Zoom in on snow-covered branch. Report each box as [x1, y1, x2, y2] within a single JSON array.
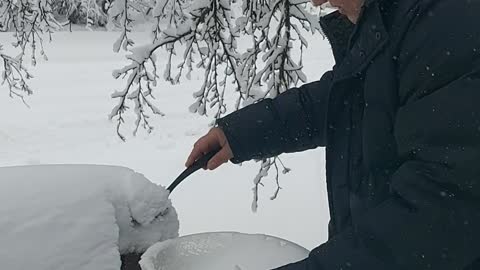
[[1, 52, 34, 104], [111, 0, 244, 136], [109, 0, 135, 52], [251, 157, 291, 212], [112, 0, 321, 132], [239, 0, 321, 100], [111, 0, 321, 206], [0, 0, 64, 100], [6, 0, 62, 65]]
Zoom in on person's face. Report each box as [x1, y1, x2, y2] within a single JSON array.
[[312, 0, 365, 23]]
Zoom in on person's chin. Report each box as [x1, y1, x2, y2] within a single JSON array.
[[347, 14, 358, 24], [335, 7, 345, 16]]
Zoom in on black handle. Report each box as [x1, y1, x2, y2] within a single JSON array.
[[167, 149, 220, 193]]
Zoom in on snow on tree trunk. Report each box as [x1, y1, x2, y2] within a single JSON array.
[[0, 164, 179, 270]]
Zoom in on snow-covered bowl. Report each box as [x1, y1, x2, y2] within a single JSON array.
[[140, 232, 309, 270]]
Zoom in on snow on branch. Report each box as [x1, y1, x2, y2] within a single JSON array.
[[110, 0, 321, 207], [112, 0, 321, 135], [251, 157, 291, 212], [238, 0, 321, 101], [0, 0, 110, 95], [0, 0, 64, 101], [111, 0, 244, 136], [8, 0, 62, 64], [109, 0, 135, 52], [1, 52, 34, 104]]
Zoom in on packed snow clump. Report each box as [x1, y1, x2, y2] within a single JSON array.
[[0, 164, 179, 270]]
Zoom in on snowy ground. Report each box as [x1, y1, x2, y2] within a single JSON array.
[[0, 30, 334, 251]]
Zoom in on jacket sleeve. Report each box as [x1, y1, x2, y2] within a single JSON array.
[[274, 1, 480, 268], [216, 71, 333, 163]]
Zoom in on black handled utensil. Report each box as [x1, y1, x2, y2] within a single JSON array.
[[166, 149, 220, 193], [131, 149, 220, 225], [122, 149, 221, 270]]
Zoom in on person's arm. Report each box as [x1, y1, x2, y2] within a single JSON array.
[[216, 71, 333, 164]]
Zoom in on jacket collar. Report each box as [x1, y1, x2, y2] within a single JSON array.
[[319, 1, 389, 80], [319, 12, 354, 63], [364, 0, 380, 6]]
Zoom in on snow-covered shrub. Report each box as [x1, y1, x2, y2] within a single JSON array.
[[0, 164, 179, 270]]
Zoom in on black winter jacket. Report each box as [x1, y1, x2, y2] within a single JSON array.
[[217, 0, 480, 269]]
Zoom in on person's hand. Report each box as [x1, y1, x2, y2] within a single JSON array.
[[185, 127, 234, 170]]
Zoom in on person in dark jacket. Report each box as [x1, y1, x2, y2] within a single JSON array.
[[186, 0, 480, 269]]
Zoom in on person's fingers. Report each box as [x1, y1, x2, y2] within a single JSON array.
[[185, 128, 223, 167], [207, 143, 233, 170], [186, 127, 232, 169], [185, 135, 211, 167]]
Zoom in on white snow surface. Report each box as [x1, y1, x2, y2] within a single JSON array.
[[140, 232, 309, 270], [0, 164, 179, 270], [0, 30, 333, 252]]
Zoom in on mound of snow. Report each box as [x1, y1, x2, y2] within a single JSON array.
[[0, 164, 179, 270], [140, 232, 309, 270]]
